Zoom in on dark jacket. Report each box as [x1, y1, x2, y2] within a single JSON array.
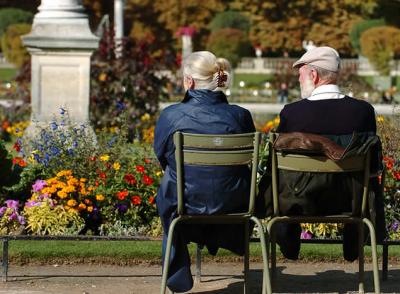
[[154, 89, 255, 292], [257, 96, 386, 241]]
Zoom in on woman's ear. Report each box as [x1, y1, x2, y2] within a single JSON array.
[[184, 76, 195, 90]]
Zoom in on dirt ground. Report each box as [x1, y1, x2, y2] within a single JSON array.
[[0, 261, 399, 294]]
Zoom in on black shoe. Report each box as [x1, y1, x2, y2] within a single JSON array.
[[275, 223, 301, 260], [343, 223, 359, 262]]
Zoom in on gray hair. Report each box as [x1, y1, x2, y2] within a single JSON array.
[[307, 64, 339, 83], [183, 51, 231, 90]]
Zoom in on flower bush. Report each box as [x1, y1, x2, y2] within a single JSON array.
[[377, 113, 400, 240], [1, 107, 162, 237]]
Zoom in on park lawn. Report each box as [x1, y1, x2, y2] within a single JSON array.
[[232, 73, 273, 89], [0, 68, 17, 82], [6, 240, 400, 265]]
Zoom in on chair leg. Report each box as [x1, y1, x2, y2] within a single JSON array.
[[266, 220, 277, 286], [243, 221, 250, 294], [251, 216, 272, 294], [195, 244, 202, 284], [160, 218, 180, 294], [363, 218, 381, 294], [358, 222, 365, 294]]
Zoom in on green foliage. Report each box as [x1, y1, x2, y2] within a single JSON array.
[[0, 8, 33, 39], [0, 23, 31, 68], [206, 28, 252, 67], [209, 10, 250, 33], [23, 198, 85, 235], [349, 18, 385, 54], [360, 26, 400, 75]]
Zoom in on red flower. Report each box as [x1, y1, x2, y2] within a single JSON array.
[[12, 157, 27, 167], [131, 195, 141, 205], [13, 142, 21, 152], [383, 156, 394, 170], [116, 190, 129, 200], [99, 172, 107, 179], [393, 171, 400, 181], [142, 175, 154, 186], [148, 196, 155, 205], [124, 174, 136, 185], [136, 165, 145, 173], [144, 158, 151, 164]]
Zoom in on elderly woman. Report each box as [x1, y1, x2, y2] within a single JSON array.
[[154, 51, 255, 292]]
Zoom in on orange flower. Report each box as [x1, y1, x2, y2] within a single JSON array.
[[131, 195, 141, 205], [116, 190, 129, 200], [12, 157, 27, 167]]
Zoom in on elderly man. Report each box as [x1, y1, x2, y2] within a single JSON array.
[[271, 46, 385, 261]]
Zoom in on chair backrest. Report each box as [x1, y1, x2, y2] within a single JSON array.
[[269, 133, 371, 217], [174, 131, 260, 215]]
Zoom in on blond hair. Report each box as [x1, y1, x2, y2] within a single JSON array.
[[183, 51, 230, 90]]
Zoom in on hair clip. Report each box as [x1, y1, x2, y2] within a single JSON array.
[[217, 70, 227, 87]]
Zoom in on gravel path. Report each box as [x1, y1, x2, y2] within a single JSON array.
[[0, 261, 399, 293]]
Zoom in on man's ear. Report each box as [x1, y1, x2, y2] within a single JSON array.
[[310, 69, 319, 84]]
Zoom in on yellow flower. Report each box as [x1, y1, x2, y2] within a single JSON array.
[[87, 206, 94, 213], [57, 190, 68, 199], [78, 203, 87, 210], [96, 194, 105, 201], [98, 72, 107, 82], [141, 113, 151, 122], [377, 116, 384, 123], [113, 162, 121, 170], [67, 199, 77, 207], [100, 154, 110, 161], [156, 171, 163, 177], [80, 178, 87, 183]]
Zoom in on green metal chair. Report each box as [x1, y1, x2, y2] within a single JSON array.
[[267, 133, 380, 294], [160, 131, 272, 294]]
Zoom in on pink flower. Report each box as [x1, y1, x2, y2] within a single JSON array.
[[300, 230, 313, 240], [32, 179, 47, 192]]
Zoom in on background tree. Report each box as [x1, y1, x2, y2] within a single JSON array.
[[154, 0, 228, 51], [230, 0, 378, 56], [360, 26, 400, 75]]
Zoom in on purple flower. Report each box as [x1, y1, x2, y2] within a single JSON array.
[[300, 230, 313, 240], [9, 212, 17, 221], [116, 204, 128, 213], [0, 206, 6, 216], [17, 215, 26, 225], [390, 220, 400, 232], [25, 200, 40, 208], [5, 199, 19, 209], [32, 179, 47, 192]]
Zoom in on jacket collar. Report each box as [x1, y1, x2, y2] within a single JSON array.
[[182, 89, 228, 104]]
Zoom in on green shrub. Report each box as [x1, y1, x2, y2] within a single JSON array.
[[360, 26, 400, 75], [1, 23, 31, 68], [209, 10, 250, 33], [0, 8, 33, 39], [206, 28, 252, 67], [349, 19, 385, 54]]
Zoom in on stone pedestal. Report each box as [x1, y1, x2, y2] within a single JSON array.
[[22, 0, 99, 130]]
